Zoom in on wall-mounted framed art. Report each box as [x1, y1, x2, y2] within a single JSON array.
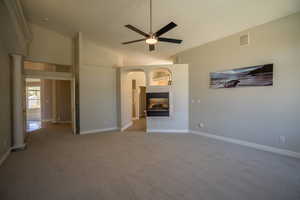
[[210, 64, 273, 89]]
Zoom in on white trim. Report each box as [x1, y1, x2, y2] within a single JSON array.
[[11, 54, 26, 149], [11, 144, 26, 151], [147, 129, 189, 133], [0, 148, 11, 166], [121, 121, 133, 132], [190, 130, 300, 159], [52, 121, 72, 124], [83, 64, 116, 69], [80, 127, 118, 135], [42, 119, 54, 122]]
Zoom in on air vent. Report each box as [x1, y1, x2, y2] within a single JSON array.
[[240, 34, 249, 46]]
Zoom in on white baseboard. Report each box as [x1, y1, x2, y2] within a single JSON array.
[[52, 121, 72, 124], [121, 122, 133, 132], [147, 129, 189, 133], [42, 119, 53, 122], [11, 144, 26, 151], [190, 130, 300, 159], [0, 148, 11, 166], [80, 127, 118, 135]]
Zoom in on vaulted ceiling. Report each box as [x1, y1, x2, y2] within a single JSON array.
[[21, 0, 300, 65]]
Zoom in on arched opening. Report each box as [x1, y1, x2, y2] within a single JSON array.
[[149, 68, 172, 86]]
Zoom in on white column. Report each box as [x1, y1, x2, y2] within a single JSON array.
[[11, 54, 26, 150]]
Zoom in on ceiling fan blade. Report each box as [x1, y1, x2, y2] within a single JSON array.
[[149, 44, 155, 51], [122, 39, 146, 45], [125, 25, 149, 37], [154, 22, 177, 37], [158, 37, 182, 44]]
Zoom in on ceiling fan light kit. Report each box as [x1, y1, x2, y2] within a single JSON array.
[[146, 36, 158, 45], [122, 0, 182, 51]]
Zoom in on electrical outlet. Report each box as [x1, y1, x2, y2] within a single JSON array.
[[279, 136, 286, 145], [198, 123, 204, 128]]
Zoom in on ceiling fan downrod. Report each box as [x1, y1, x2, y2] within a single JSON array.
[[122, 0, 183, 51]]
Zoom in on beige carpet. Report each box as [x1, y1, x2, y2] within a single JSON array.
[[1, 124, 300, 200], [125, 118, 146, 132]]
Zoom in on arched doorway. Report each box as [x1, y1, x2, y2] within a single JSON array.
[[121, 70, 147, 132]]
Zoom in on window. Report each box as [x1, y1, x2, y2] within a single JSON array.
[[27, 86, 41, 109]]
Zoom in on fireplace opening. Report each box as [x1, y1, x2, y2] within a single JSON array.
[[146, 93, 169, 117]]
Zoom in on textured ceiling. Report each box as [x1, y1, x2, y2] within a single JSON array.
[[21, 0, 300, 65]]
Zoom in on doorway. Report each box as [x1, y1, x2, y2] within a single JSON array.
[[124, 71, 147, 132], [25, 78, 73, 134], [25, 79, 41, 132]]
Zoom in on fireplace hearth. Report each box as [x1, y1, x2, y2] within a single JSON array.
[[146, 92, 169, 117]]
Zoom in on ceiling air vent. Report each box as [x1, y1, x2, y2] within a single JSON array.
[[240, 34, 249, 46]]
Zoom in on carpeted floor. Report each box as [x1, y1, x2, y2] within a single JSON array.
[[125, 118, 146, 132], [1, 124, 300, 200]]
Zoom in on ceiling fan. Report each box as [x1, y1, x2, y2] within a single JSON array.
[[122, 0, 182, 51]]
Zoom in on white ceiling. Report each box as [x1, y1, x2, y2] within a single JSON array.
[[21, 0, 300, 65]]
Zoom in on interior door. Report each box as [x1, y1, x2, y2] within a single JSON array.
[[23, 77, 27, 134], [71, 79, 76, 134]]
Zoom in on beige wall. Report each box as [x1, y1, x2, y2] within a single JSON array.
[[175, 12, 300, 152], [80, 39, 121, 133], [28, 23, 73, 65], [82, 39, 123, 67], [0, 39, 11, 159], [80, 66, 117, 132]]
